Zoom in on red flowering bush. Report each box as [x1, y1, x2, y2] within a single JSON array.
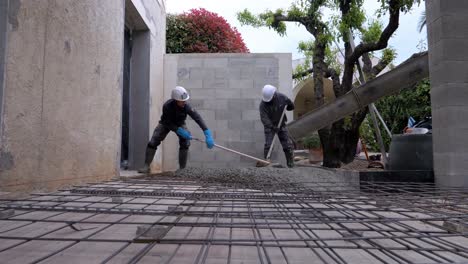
[[167, 8, 249, 53]]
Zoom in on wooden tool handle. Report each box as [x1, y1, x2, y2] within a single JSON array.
[[193, 138, 270, 165]]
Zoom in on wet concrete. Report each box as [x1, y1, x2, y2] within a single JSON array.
[[170, 166, 359, 191]]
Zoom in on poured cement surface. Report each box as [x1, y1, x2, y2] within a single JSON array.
[[172, 166, 358, 191]]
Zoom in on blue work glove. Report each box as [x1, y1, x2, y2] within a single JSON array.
[[176, 127, 192, 140], [204, 129, 215, 149]]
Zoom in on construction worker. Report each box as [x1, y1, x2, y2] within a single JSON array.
[[138, 86, 215, 173], [260, 84, 295, 168]]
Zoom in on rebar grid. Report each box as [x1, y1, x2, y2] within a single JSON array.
[[0, 178, 467, 264]]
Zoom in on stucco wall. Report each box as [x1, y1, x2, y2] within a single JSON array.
[[292, 78, 335, 120], [0, 0, 166, 192], [163, 53, 292, 170]]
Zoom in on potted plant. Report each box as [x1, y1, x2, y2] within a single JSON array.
[[302, 134, 322, 164]]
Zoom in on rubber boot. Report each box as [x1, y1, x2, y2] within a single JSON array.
[[179, 149, 188, 169], [138, 147, 156, 173], [285, 150, 294, 168]]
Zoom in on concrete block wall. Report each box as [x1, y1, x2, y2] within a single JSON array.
[[163, 54, 292, 170], [426, 0, 468, 187]]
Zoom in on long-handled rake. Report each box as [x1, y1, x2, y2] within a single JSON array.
[[256, 105, 288, 167], [192, 138, 270, 165]]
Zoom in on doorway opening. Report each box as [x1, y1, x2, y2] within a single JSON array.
[[120, 28, 132, 169], [121, 1, 150, 171]]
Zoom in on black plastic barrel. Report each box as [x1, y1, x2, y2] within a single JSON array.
[[388, 134, 433, 170]]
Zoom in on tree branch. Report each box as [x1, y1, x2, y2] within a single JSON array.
[[324, 68, 341, 94], [352, 108, 369, 129], [293, 68, 313, 79], [273, 14, 307, 25], [362, 53, 373, 75], [342, 0, 400, 92], [371, 59, 390, 77], [348, 0, 400, 64], [273, 14, 320, 36]]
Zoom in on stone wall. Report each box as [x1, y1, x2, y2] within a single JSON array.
[[163, 53, 292, 170]]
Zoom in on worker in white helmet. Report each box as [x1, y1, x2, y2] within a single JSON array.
[[138, 86, 215, 173], [260, 84, 295, 167]]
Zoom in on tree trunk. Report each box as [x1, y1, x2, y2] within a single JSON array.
[[340, 126, 360, 164], [319, 107, 368, 167], [313, 42, 326, 107], [319, 119, 345, 168], [342, 108, 368, 163]]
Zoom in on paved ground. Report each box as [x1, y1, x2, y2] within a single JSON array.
[[0, 167, 467, 263]]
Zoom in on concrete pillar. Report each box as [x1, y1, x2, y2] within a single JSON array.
[[426, 1, 468, 187]]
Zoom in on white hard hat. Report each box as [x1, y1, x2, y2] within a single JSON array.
[[171, 86, 190, 101], [262, 84, 277, 102]]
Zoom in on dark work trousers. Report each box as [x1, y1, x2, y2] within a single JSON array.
[[263, 126, 293, 158], [145, 124, 190, 168], [148, 124, 190, 150]]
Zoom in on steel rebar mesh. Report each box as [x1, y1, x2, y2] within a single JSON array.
[[0, 175, 467, 263]]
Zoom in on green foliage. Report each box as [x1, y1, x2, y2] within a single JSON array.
[[377, 0, 422, 17], [381, 48, 397, 64], [293, 39, 340, 81], [360, 78, 431, 151], [302, 134, 321, 149], [417, 39, 427, 52], [287, 3, 306, 20], [166, 14, 190, 53], [343, 116, 353, 130], [418, 10, 426, 32], [327, 0, 365, 41], [270, 10, 288, 36], [238, 9, 287, 36], [360, 20, 383, 44], [398, 0, 422, 12], [343, 2, 366, 30], [237, 9, 265, 27], [359, 117, 380, 151], [167, 9, 248, 53], [325, 46, 342, 75], [293, 40, 314, 81]]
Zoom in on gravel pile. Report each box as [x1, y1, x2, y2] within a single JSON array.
[[168, 166, 352, 192], [173, 167, 294, 190]]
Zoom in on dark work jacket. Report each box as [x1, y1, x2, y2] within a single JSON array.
[[259, 92, 294, 130], [159, 99, 208, 131]]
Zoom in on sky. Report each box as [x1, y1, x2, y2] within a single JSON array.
[[166, 0, 427, 65]]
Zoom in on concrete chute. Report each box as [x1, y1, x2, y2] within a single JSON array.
[[287, 52, 429, 140]]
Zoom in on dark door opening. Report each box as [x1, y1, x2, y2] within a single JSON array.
[[120, 26, 150, 171], [121, 28, 132, 169]]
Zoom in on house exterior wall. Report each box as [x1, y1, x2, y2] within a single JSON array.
[[0, 0, 166, 192], [163, 53, 292, 170]]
